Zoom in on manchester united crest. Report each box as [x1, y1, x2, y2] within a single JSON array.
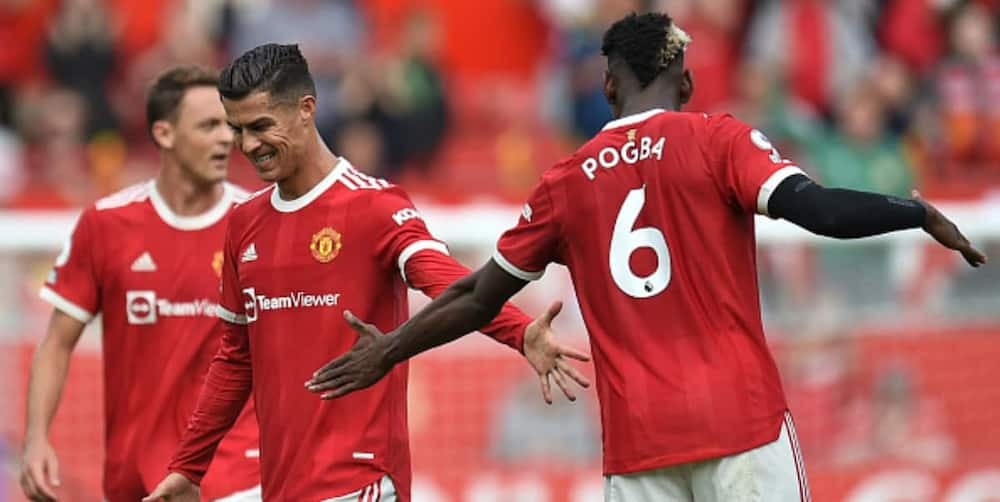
[[211, 251, 224, 278], [310, 227, 342, 263]]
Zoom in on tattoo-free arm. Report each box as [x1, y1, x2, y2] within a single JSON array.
[[384, 260, 527, 365]]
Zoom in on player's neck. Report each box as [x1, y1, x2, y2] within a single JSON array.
[[154, 165, 225, 217], [275, 134, 339, 200], [619, 97, 679, 118]]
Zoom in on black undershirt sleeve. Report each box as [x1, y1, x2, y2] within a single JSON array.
[[767, 174, 927, 239]]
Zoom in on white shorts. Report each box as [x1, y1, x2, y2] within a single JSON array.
[[212, 485, 262, 502], [604, 413, 810, 502], [322, 475, 397, 502]]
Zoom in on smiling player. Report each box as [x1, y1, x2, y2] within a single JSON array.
[[307, 12, 985, 502]]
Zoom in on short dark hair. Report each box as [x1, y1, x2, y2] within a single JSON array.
[[601, 12, 688, 89], [146, 65, 219, 139], [218, 43, 316, 104]]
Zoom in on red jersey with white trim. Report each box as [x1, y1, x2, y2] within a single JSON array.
[[170, 159, 529, 501], [495, 110, 803, 474], [39, 181, 260, 501]]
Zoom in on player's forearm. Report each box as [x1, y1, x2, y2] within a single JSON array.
[[384, 270, 504, 365], [25, 312, 85, 442], [406, 252, 529, 352], [24, 338, 74, 442], [768, 174, 926, 238]]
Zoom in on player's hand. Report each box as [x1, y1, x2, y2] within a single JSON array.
[[914, 190, 987, 267], [305, 310, 393, 399], [522, 301, 591, 404], [142, 472, 200, 501], [20, 438, 60, 501]]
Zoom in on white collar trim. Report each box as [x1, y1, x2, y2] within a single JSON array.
[[602, 108, 667, 131], [149, 181, 233, 230], [270, 158, 348, 213]]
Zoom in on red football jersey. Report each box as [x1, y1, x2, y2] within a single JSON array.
[[495, 110, 803, 474], [39, 181, 260, 500], [170, 159, 529, 501]]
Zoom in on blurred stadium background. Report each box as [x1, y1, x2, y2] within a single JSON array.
[[1, 0, 1000, 500]]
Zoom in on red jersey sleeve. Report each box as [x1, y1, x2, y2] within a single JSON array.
[[39, 207, 101, 323], [169, 221, 253, 483], [493, 179, 562, 281], [708, 114, 804, 216], [216, 221, 248, 325], [404, 251, 530, 353], [370, 187, 530, 352], [168, 321, 253, 484], [369, 185, 449, 282]]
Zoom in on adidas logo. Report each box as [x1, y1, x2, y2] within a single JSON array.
[[130, 252, 157, 272], [241, 243, 258, 263]]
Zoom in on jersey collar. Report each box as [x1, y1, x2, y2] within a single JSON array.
[[601, 108, 667, 131], [149, 181, 234, 231], [269, 157, 349, 213]]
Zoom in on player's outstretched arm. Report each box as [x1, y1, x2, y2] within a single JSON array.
[[307, 260, 588, 400], [396, 250, 590, 402], [21, 310, 85, 502], [768, 174, 986, 267]]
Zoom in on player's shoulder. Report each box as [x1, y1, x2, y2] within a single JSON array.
[[228, 183, 274, 223], [645, 110, 747, 139], [225, 182, 258, 206], [81, 181, 155, 229], [334, 160, 393, 193], [700, 112, 752, 137], [93, 180, 153, 213], [332, 160, 412, 209]]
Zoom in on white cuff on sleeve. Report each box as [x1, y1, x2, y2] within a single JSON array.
[[39, 287, 94, 324], [757, 165, 805, 216], [492, 250, 544, 281], [217, 305, 248, 325], [398, 240, 450, 286]]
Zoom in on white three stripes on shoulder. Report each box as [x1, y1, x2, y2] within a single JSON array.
[[339, 164, 390, 191], [95, 182, 150, 210]]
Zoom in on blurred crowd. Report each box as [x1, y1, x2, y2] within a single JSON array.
[[0, 0, 998, 208]]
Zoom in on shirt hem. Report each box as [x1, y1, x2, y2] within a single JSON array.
[[601, 409, 787, 476]]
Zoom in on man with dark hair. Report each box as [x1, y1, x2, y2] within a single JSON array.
[[21, 66, 262, 502], [306, 12, 987, 501], [144, 44, 586, 502]]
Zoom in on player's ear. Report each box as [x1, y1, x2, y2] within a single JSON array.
[[298, 95, 316, 123], [679, 69, 694, 106], [603, 70, 618, 111], [151, 120, 174, 150]]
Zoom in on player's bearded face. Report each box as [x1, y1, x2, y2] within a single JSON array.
[[223, 91, 304, 183], [171, 86, 233, 185]]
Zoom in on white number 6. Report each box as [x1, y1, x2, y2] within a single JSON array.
[[609, 185, 671, 298]]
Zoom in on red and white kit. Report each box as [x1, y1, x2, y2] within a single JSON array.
[[40, 181, 261, 501], [169, 159, 530, 501], [495, 110, 810, 501]]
